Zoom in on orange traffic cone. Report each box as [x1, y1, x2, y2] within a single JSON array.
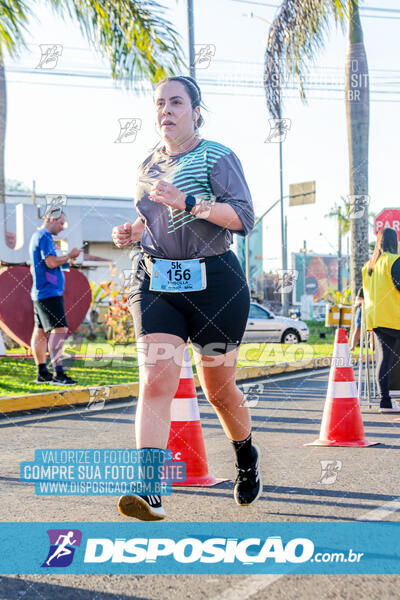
[[167, 344, 228, 486], [305, 328, 378, 447]]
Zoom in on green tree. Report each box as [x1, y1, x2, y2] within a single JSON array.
[[326, 195, 375, 237], [326, 196, 352, 237], [1, 0, 182, 244], [264, 0, 369, 303]]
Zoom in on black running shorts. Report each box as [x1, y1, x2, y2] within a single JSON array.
[[127, 250, 250, 356], [33, 296, 68, 333]]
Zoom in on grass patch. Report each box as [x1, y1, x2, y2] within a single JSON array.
[[0, 357, 139, 398], [2, 334, 358, 398]]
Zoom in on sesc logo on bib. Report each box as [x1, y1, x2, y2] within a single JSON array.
[[150, 258, 207, 293]]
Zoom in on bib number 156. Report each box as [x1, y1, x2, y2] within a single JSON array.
[[166, 262, 191, 282]]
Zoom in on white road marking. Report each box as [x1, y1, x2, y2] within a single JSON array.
[[357, 497, 400, 521], [211, 574, 283, 599], [211, 496, 400, 599]]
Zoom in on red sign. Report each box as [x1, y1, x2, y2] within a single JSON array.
[[375, 208, 400, 241]]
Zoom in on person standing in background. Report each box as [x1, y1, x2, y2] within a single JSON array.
[[362, 228, 400, 413], [29, 208, 81, 385], [350, 288, 364, 351]]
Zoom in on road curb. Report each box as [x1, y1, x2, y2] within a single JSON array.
[[0, 356, 340, 415]]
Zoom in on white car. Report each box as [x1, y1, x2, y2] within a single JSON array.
[[242, 302, 309, 344]]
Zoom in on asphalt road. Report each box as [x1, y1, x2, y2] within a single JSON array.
[[0, 368, 399, 599]]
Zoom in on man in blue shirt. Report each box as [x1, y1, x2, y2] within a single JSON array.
[[29, 208, 81, 385]]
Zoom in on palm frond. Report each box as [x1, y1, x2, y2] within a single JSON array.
[[46, 0, 183, 87], [0, 0, 32, 57], [264, 0, 350, 118]]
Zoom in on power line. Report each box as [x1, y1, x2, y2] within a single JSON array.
[[232, 0, 400, 19], [7, 78, 400, 102]]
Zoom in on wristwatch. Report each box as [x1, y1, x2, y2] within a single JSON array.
[[184, 194, 196, 214]]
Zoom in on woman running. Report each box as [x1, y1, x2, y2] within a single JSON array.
[[112, 75, 261, 521]]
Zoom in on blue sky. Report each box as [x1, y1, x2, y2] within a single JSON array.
[[4, 0, 400, 269]]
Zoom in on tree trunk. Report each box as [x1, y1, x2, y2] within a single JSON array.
[[345, 0, 370, 307], [0, 42, 9, 252], [0, 42, 6, 206]]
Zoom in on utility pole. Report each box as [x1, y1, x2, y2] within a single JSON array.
[[302, 240, 307, 294], [245, 234, 250, 288], [246, 197, 281, 287], [279, 126, 289, 316], [187, 0, 196, 79]]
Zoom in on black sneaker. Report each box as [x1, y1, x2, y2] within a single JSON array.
[[34, 371, 53, 384], [51, 372, 78, 386], [234, 443, 262, 506], [118, 494, 166, 521]]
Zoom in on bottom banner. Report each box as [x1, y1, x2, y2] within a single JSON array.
[[0, 522, 399, 574]]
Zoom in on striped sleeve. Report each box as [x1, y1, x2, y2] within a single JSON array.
[[209, 151, 255, 236]]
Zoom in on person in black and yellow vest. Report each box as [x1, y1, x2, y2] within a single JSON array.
[[362, 227, 400, 413]]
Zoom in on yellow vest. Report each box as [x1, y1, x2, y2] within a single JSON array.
[[362, 252, 400, 330]]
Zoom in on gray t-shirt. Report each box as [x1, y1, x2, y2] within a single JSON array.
[[135, 139, 254, 259]]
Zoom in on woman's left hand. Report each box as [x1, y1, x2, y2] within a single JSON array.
[[149, 180, 186, 210]]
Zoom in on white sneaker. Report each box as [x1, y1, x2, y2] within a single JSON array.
[[380, 402, 400, 413]]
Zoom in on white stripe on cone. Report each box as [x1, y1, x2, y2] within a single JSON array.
[[326, 380, 358, 399], [170, 395, 200, 422], [170, 344, 200, 422], [330, 342, 352, 368]]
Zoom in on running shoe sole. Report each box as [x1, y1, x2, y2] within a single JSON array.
[[118, 495, 166, 521], [380, 407, 400, 413], [50, 380, 78, 386], [235, 443, 262, 506]]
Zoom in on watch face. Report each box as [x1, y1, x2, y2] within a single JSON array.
[[185, 195, 196, 212]]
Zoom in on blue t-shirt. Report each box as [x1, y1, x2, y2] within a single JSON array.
[[29, 228, 65, 301]]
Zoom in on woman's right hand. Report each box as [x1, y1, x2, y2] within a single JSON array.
[[112, 222, 133, 248]]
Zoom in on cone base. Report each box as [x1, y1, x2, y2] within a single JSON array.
[[172, 476, 228, 487], [304, 438, 379, 447]]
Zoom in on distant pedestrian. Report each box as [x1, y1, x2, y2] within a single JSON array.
[[362, 228, 400, 412], [29, 208, 81, 385], [350, 288, 363, 351]]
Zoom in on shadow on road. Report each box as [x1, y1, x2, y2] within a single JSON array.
[[0, 576, 148, 600]]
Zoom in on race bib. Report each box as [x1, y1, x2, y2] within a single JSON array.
[[149, 258, 206, 292]]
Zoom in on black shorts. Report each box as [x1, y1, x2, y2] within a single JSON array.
[[33, 296, 68, 333], [127, 250, 250, 356]]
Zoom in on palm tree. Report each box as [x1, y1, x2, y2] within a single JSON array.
[[326, 195, 375, 237], [264, 0, 369, 305], [1, 0, 182, 244], [326, 196, 352, 238]]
